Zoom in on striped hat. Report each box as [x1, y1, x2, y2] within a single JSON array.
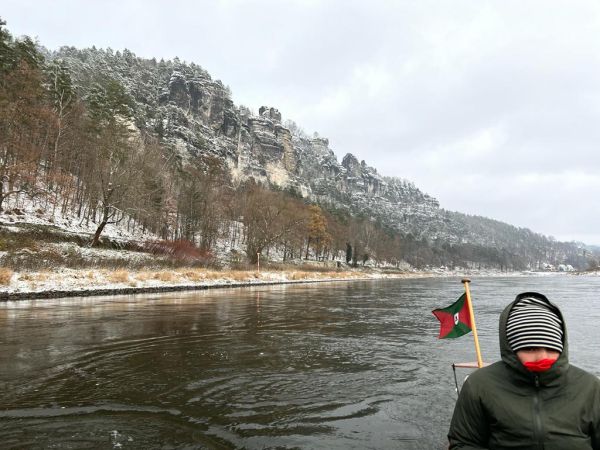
[[506, 296, 563, 353]]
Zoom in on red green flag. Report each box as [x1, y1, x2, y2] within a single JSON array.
[[432, 293, 472, 339]]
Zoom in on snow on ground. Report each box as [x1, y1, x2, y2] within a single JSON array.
[[0, 266, 573, 298], [0, 193, 158, 243], [51, 242, 156, 264], [0, 267, 405, 296]]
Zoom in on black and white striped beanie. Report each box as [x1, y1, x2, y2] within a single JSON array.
[[506, 296, 563, 353]]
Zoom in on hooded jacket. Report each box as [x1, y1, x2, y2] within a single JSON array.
[[448, 292, 600, 450]]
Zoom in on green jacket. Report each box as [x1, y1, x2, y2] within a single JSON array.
[[448, 292, 600, 449]]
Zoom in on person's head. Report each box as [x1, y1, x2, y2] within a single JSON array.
[[506, 295, 563, 368]]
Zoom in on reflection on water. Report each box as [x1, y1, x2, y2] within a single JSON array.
[[1, 276, 599, 449]]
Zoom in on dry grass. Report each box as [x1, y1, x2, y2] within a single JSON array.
[[289, 271, 310, 280], [202, 270, 226, 280], [0, 267, 14, 285], [16, 271, 51, 283], [331, 271, 358, 279], [17, 272, 35, 282], [153, 271, 177, 282], [108, 269, 130, 283], [176, 269, 261, 283], [2, 265, 368, 293], [36, 272, 51, 281], [228, 271, 253, 281], [286, 270, 360, 281], [178, 269, 206, 281], [135, 271, 154, 281]]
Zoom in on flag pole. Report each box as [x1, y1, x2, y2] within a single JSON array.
[[462, 278, 483, 368]]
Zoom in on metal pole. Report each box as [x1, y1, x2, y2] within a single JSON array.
[[452, 363, 461, 397]]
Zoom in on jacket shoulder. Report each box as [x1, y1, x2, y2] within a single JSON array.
[[466, 361, 507, 381], [567, 364, 600, 386], [459, 361, 509, 392]]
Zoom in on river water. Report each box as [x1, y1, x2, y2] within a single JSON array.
[[1, 275, 599, 449]]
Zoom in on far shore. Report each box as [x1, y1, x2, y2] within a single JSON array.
[[0, 266, 592, 302]]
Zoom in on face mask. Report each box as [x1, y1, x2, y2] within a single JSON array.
[[523, 358, 557, 372]]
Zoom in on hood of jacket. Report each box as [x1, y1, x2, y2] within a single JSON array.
[[499, 292, 569, 386]]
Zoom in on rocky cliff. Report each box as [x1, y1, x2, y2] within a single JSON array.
[[138, 62, 451, 238]]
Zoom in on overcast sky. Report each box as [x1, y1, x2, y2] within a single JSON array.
[[4, 0, 600, 244]]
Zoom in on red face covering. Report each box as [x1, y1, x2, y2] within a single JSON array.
[[523, 358, 557, 372]]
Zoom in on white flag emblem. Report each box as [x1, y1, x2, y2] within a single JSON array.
[[454, 312, 460, 325]]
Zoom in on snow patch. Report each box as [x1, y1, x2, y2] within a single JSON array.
[[265, 161, 290, 188]]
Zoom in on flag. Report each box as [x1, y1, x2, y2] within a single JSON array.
[[432, 293, 472, 339]]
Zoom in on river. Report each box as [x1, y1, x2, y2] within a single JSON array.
[[1, 275, 599, 449]]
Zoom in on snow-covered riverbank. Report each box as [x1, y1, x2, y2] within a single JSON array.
[[0, 266, 579, 301], [0, 268, 424, 300], [1, 210, 593, 302]]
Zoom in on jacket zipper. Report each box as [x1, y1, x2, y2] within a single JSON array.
[[533, 375, 544, 449]]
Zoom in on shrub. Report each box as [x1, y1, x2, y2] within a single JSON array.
[[144, 240, 214, 266], [230, 262, 255, 271]]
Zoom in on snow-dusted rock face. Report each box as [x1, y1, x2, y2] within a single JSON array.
[[259, 106, 282, 122], [155, 70, 450, 240], [161, 70, 238, 137]]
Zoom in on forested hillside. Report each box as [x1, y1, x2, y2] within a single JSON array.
[[1, 19, 596, 271]]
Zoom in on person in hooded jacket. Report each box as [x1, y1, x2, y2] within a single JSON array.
[[448, 292, 600, 449]]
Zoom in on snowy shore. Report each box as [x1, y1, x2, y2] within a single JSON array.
[[0, 268, 428, 301], [0, 266, 577, 301]]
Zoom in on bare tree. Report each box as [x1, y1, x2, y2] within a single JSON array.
[[235, 182, 308, 264], [88, 125, 140, 246], [177, 157, 228, 251]]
